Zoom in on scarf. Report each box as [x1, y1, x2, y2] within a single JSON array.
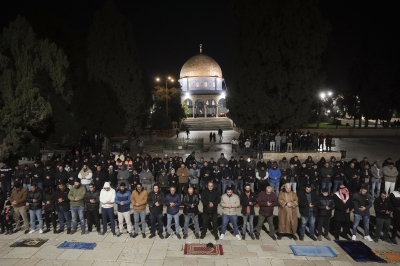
[[335, 188, 349, 203]]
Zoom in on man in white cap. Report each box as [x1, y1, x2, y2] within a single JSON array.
[[100, 182, 116, 235]]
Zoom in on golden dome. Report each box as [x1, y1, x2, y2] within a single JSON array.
[[180, 54, 222, 78]]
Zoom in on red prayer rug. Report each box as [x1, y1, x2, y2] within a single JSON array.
[[184, 243, 224, 255]]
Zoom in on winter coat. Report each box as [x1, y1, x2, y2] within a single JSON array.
[[257, 191, 278, 217], [158, 173, 169, 188], [100, 187, 115, 209], [374, 196, 393, 219], [68, 185, 86, 207], [92, 170, 105, 188], [43, 168, 56, 187], [317, 193, 335, 217], [183, 193, 199, 215], [383, 166, 398, 183], [147, 191, 165, 214], [131, 188, 148, 212], [9, 187, 28, 208], [43, 191, 57, 211], [268, 168, 281, 184], [371, 164, 383, 181], [165, 193, 182, 215], [27, 188, 43, 210], [55, 170, 69, 185], [240, 191, 257, 215], [177, 167, 189, 183], [139, 170, 153, 185], [333, 192, 353, 222], [220, 193, 240, 215], [79, 169, 93, 185], [201, 188, 221, 213], [297, 189, 319, 217], [390, 191, 400, 214], [56, 187, 70, 211], [320, 167, 333, 183], [115, 189, 131, 213], [84, 190, 100, 212], [352, 192, 372, 216]]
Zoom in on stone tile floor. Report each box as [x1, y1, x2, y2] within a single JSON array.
[[1, 220, 400, 266]]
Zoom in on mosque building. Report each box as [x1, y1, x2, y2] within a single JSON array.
[[179, 45, 227, 117]]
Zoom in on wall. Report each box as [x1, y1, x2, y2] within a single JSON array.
[[301, 128, 400, 137]]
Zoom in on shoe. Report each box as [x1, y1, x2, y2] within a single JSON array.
[[176, 234, 181, 239], [364, 235, 373, 242], [310, 235, 317, 241], [67, 229, 71, 234], [129, 232, 134, 238], [219, 234, 225, 240], [98, 231, 102, 235], [340, 233, 350, 240], [292, 235, 298, 241], [324, 234, 331, 241], [100, 232, 106, 235], [112, 233, 116, 236], [43, 228, 50, 234], [53, 229, 58, 234], [241, 233, 245, 240], [8, 230, 13, 235], [81, 230, 85, 235], [142, 233, 146, 238], [235, 234, 242, 240], [335, 237, 339, 241], [250, 234, 255, 240], [195, 233, 199, 239], [200, 235, 205, 239], [24, 229, 29, 234], [132, 233, 138, 238], [391, 238, 398, 244], [351, 235, 357, 241], [117, 232, 123, 237], [183, 234, 188, 239], [158, 234, 164, 239], [299, 236, 304, 241], [39, 229, 43, 234], [165, 233, 171, 239], [57, 229, 64, 234], [384, 239, 392, 244], [277, 234, 282, 240], [271, 235, 277, 240], [254, 232, 260, 240], [373, 238, 379, 243], [317, 235, 322, 241], [70, 229, 76, 235], [29, 230, 35, 234], [4, 230, 9, 235]]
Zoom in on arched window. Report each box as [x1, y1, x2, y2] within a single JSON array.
[[196, 82, 200, 87], [204, 81, 208, 87], [184, 98, 193, 107]]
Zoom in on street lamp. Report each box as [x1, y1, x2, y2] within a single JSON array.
[[156, 76, 174, 117], [317, 90, 333, 128]]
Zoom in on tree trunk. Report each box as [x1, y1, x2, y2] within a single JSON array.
[[358, 115, 362, 128], [375, 119, 378, 128], [364, 117, 369, 128], [353, 116, 356, 128]]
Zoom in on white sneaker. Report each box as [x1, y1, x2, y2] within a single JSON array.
[[352, 235, 357, 241], [219, 234, 225, 240], [39, 229, 43, 234], [364, 235, 373, 242], [29, 230, 35, 234], [235, 234, 242, 240]]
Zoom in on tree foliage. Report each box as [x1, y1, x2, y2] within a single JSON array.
[[0, 16, 70, 160], [227, 0, 329, 130], [153, 85, 185, 123], [86, 0, 146, 136]]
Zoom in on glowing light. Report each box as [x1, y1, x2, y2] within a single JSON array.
[[221, 93, 226, 98], [328, 91, 333, 96], [320, 92, 326, 99], [156, 78, 160, 81], [185, 93, 190, 97]]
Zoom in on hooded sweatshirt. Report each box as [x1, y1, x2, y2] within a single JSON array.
[[100, 183, 116, 208]]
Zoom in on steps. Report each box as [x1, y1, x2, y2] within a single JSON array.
[[181, 117, 233, 131]]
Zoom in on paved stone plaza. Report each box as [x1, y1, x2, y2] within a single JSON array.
[[2, 130, 400, 265]]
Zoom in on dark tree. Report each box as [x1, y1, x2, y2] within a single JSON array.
[[86, 0, 146, 136], [227, 0, 329, 130], [0, 17, 70, 161], [153, 85, 185, 124]]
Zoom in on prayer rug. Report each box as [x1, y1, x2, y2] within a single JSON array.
[[10, 238, 48, 247], [57, 241, 96, 250], [373, 250, 400, 263], [184, 243, 224, 255], [290, 245, 337, 257], [335, 240, 386, 263]]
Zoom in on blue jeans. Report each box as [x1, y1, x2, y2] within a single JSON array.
[[300, 212, 316, 237], [235, 179, 243, 195], [242, 213, 254, 235], [333, 180, 343, 193], [167, 213, 180, 234], [275, 141, 281, 151], [36, 182, 43, 190], [271, 182, 280, 196], [221, 214, 239, 235], [353, 214, 370, 236], [321, 182, 332, 194], [23, 184, 31, 191], [57, 206, 71, 230], [29, 209, 43, 230], [150, 212, 164, 235], [184, 213, 199, 235], [222, 179, 233, 195], [290, 182, 297, 193], [102, 207, 115, 234], [71, 205, 85, 230], [133, 210, 146, 234], [371, 179, 382, 198]]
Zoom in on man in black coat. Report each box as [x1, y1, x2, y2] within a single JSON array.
[[27, 183, 43, 233], [240, 184, 257, 240], [297, 184, 318, 241], [374, 191, 393, 243], [201, 181, 221, 240], [317, 188, 335, 240], [85, 184, 101, 234], [56, 182, 71, 234], [333, 185, 353, 240]]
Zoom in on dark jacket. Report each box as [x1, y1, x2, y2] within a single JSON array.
[[317, 193, 335, 217], [147, 191, 165, 214], [390, 191, 400, 213], [183, 193, 199, 215], [352, 192, 372, 216], [43, 168, 56, 187], [332, 166, 346, 181], [165, 192, 182, 215], [27, 188, 43, 210], [84, 189, 100, 212], [320, 167, 333, 183], [115, 189, 131, 213], [92, 170, 105, 188], [257, 191, 278, 217], [56, 187, 71, 211], [55, 170, 69, 185], [245, 168, 256, 183], [43, 190, 57, 211], [333, 192, 353, 222], [31, 166, 44, 184], [297, 189, 319, 217], [240, 191, 257, 215], [201, 188, 221, 213], [374, 196, 393, 219]]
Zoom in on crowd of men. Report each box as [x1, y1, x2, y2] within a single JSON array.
[[1, 150, 400, 244]]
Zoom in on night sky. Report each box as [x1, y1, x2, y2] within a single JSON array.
[[1, 0, 398, 91]]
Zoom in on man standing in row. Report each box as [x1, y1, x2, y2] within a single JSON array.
[[254, 186, 278, 240], [183, 187, 200, 239], [115, 183, 133, 237], [277, 183, 298, 240], [298, 184, 318, 241], [201, 182, 220, 240], [131, 183, 148, 238], [9, 181, 29, 233], [165, 186, 182, 239], [148, 184, 165, 239], [68, 179, 86, 235], [219, 187, 241, 240]]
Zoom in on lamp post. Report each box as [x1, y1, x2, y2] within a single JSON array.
[[317, 90, 333, 129], [156, 77, 174, 117]]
